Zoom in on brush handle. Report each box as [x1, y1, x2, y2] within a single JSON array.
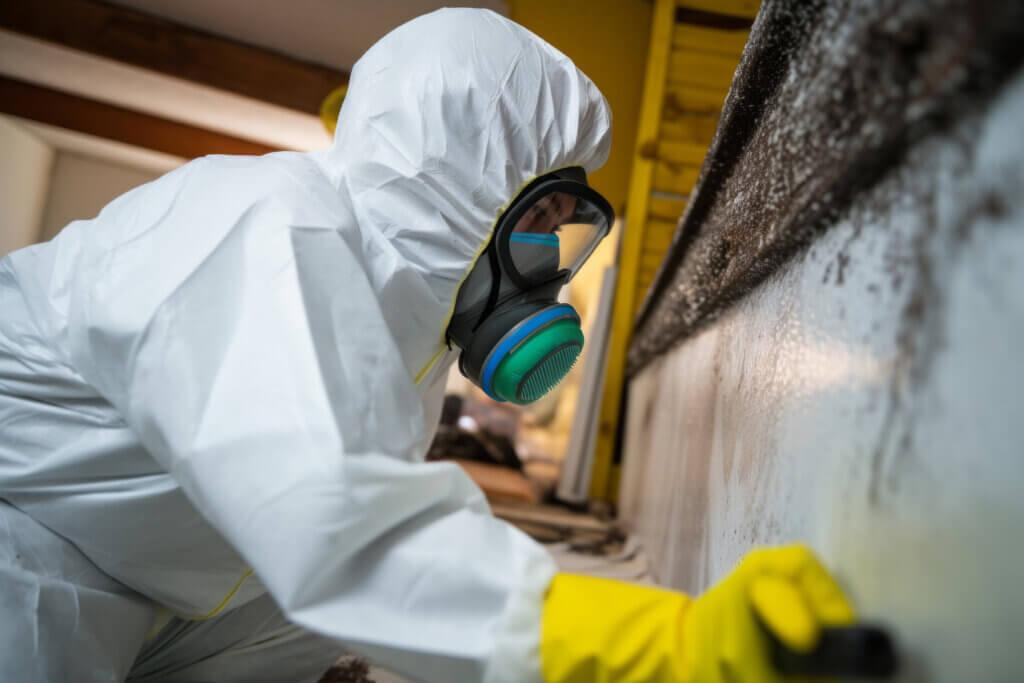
[[763, 623, 899, 678]]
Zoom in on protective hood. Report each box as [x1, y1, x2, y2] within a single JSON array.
[[318, 7, 612, 384]]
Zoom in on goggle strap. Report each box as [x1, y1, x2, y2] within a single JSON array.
[[472, 245, 503, 333]]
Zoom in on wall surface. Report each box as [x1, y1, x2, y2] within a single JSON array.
[[621, 65, 1024, 682], [1, 116, 181, 255], [39, 152, 160, 241], [0, 116, 53, 256]]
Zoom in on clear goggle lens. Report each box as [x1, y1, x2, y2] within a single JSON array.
[[506, 190, 611, 285]]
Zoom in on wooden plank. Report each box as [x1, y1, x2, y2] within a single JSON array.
[[455, 461, 539, 504], [665, 85, 728, 114], [644, 225, 676, 252], [0, 76, 276, 158], [640, 247, 667, 272], [649, 196, 688, 220], [653, 161, 702, 195], [677, 0, 760, 20], [0, 0, 348, 115], [661, 85, 725, 145], [646, 217, 679, 239], [667, 48, 741, 90], [634, 290, 652, 317], [658, 139, 708, 165], [672, 23, 750, 56], [591, 0, 677, 502], [608, 463, 622, 503], [637, 139, 706, 166], [489, 500, 613, 534], [660, 113, 721, 145], [639, 266, 659, 283]]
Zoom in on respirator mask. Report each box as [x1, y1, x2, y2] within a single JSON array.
[[446, 167, 614, 405]]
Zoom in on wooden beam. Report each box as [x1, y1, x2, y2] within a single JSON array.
[[668, 48, 744, 90], [676, 1, 759, 23], [672, 23, 750, 56], [653, 160, 702, 195], [657, 139, 709, 165], [648, 197, 689, 220], [455, 461, 539, 504], [0, 76, 277, 159], [0, 0, 348, 115]]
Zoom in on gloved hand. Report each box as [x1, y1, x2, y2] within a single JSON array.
[[540, 544, 855, 683]]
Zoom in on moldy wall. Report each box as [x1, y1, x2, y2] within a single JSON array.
[[619, 1, 1024, 680]]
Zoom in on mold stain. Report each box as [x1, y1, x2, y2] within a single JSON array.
[[628, 0, 1024, 377]]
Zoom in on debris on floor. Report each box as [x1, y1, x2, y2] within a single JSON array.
[[317, 656, 374, 683]]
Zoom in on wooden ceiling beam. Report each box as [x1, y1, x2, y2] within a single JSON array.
[[0, 75, 277, 159], [0, 0, 348, 116]]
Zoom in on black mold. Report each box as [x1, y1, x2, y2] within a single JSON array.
[[628, 0, 1024, 376]]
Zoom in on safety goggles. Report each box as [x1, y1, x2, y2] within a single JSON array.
[[496, 171, 615, 289]]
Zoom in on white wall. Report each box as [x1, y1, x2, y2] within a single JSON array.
[[1, 115, 183, 253], [0, 116, 54, 256], [39, 153, 160, 242]]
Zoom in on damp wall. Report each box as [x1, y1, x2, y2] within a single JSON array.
[[619, 63, 1024, 682]]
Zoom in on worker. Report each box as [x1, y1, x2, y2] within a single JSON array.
[[0, 7, 855, 683]]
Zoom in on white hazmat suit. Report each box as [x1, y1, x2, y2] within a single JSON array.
[[0, 8, 610, 682]]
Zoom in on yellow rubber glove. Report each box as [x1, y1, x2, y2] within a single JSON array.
[[540, 544, 855, 683]]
